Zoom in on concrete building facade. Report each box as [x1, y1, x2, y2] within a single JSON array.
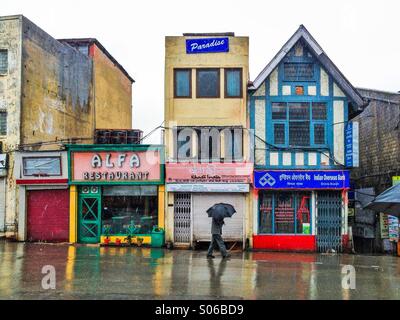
[[164, 33, 253, 249], [0, 15, 134, 239], [249, 25, 367, 252]]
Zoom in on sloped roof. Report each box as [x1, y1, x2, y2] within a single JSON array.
[[58, 38, 135, 83], [249, 25, 366, 109]]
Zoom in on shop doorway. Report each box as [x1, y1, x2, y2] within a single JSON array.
[[316, 191, 343, 252], [78, 187, 101, 243], [174, 193, 192, 244]]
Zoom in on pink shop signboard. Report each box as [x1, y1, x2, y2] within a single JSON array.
[[166, 163, 253, 184], [71, 151, 162, 184]]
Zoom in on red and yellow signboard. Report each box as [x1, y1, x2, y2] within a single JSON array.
[[166, 162, 253, 184]]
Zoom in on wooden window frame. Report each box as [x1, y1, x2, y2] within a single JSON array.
[[196, 68, 220, 98], [22, 156, 62, 177], [173, 68, 192, 98], [224, 68, 243, 98]]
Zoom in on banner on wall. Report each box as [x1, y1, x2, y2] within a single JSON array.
[[254, 170, 350, 189], [186, 37, 229, 54]]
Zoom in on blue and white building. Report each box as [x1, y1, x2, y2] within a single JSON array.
[[249, 25, 367, 252]]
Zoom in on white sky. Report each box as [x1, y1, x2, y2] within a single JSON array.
[[4, 0, 400, 144]]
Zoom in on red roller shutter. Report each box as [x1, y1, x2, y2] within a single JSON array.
[[27, 189, 69, 242]]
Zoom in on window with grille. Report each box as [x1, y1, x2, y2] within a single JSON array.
[[272, 102, 287, 120], [270, 102, 328, 147], [196, 69, 220, 98], [0, 111, 6, 135], [273, 123, 285, 144], [0, 50, 7, 74], [314, 124, 326, 145], [283, 63, 314, 81]]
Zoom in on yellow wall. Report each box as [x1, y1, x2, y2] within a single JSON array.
[[163, 35, 253, 246], [93, 44, 132, 129], [69, 185, 78, 243], [164, 35, 250, 161]]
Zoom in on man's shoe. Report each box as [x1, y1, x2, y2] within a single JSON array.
[[207, 255, 215, 259], [222, 254, 231, 259]]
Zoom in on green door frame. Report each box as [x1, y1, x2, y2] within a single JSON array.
[[78, 190, 102, 243]]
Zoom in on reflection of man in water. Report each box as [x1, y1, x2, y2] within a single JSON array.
[[207, 259, 227, 298]]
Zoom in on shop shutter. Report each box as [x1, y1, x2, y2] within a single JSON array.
[[27, 189, 69, 242], [0, 178, 5, 232], [192, 193, 244, 242]]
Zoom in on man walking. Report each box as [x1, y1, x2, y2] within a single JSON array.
[[207, 217, 230, 259]]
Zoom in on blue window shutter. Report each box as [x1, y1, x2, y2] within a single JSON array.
[[226, 69, 241, 97], [175, 70, 190, 97]]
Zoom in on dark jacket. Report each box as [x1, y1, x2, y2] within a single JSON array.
[[211, 218, 224, 235]]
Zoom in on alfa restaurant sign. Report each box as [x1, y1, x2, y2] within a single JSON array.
[[186, 37, 229, 54], [254, 170, 350, 190], [71, 151, 161, 183], [166, 163, 253, 184]]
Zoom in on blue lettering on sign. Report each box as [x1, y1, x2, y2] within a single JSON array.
[[345, 122, 359, 167], [254, 170, 350, 189], [186, 37, 229, 54]]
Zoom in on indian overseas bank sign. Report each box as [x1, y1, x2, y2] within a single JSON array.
[[254, 170, 350, 190], [186, 37, 229, 54]]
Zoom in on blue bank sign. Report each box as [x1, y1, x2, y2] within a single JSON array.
[[186, 37, 229, 54], [345, 122, 359, 168], [254, 170, 350, 190]]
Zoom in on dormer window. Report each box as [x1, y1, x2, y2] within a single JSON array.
[[283, 63, 314, 81]]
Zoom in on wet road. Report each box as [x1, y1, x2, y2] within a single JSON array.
[[0, 240, 399, 300]]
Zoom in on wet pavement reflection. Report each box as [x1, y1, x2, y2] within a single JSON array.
[[0, 240, 399, 300]]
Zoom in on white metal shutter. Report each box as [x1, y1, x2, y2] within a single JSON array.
[[192, 193, 244, 242], [0, 178, 5, 232]]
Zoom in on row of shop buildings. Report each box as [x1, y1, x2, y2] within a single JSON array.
[[1, 15, 374, 252]]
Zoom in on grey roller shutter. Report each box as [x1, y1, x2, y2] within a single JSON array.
[[192, 193, 244, 242]]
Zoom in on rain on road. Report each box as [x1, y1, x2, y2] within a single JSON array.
[[1, 240, 399, 300]]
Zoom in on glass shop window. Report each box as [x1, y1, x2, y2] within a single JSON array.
[[0, 111, 6, 135], [259, 192, 311, 235], [101, 186, 158, 236], [174, 69, 191, 98], [196, 68, 220, 98], [23, 157, 62, 176], [225, 68, 242, 98], [0, 50, 8, 75]]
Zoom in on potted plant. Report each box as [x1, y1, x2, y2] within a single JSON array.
[[115, 238, 121, 246], [136, 237, 144, 247], [103, 226, 111, 245], [124, 234, 135, 246]]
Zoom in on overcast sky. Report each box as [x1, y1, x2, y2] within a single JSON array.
[[4, 0, 400, 143]]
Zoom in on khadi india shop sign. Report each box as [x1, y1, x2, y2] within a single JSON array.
[[70, 148, 163, 184], [166, 163, 253, 184]]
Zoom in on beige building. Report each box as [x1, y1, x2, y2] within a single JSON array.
[[0, 15, 134, 238], [164, 33, 253, 249]]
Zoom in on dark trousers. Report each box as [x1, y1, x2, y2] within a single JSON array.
[[207, 234, 228, 257]]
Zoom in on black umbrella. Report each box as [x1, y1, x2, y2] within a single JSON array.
[[207, 203, 236, 221], [364, 183, 400, 217]]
